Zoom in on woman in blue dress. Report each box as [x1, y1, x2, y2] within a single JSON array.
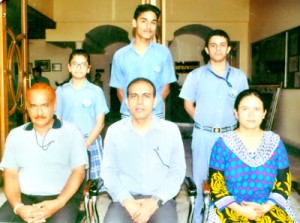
[[208, 89, 297, 222]]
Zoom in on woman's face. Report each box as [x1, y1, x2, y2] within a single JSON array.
[[234, 94, 267, 130]]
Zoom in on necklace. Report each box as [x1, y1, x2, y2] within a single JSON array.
[[34, 128, 55, 151]]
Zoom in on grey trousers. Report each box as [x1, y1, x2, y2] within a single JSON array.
[[104, 197, 178, 223]]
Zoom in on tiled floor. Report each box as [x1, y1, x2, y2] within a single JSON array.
[[0, 125, 299, 222]]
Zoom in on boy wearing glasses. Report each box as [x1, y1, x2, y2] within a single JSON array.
[[55, 49, 109, 180]]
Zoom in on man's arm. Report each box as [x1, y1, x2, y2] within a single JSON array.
[[3, 168, 22, 214], [116, 88, 124, 103], [33, 165, 86, 220], [184, 100, 195, 120]]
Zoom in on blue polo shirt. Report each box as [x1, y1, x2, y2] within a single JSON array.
[[109, 39, 176, 118], [55, 79, 109, 135], [179, 62, 249, 128]]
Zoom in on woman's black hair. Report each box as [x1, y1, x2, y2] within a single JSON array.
[[234, 89, 266, 110]]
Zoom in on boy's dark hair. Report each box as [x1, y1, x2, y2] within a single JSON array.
[[68, 49, 90, 64], [127, 77, 156, 97], [205, 29, 231, 47], [133, 4, 160, 20], [32, 66, 42, 75]]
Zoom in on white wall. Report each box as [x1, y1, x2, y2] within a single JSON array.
[[28, 39, 72, 89], [273, 89, 300, 148]]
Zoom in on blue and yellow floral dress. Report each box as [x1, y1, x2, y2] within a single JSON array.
[[208, 131, 296, 222]]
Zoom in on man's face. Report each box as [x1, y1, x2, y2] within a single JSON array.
[[205, 35, 231, 63], [126, 81, 156, 121], [132, 11, 157, 40], [33, 71, 39, 78], [26, 90, 55, 130]]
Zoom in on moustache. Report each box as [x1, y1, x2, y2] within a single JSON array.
[[34, 116, 46, 119]]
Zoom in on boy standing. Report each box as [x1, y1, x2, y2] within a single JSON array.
[[56, 49, 109, 180], [179, 29, 249, 222], [109, 4, 176, 119]]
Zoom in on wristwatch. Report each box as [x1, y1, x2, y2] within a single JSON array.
[[152, 196, 164, 208]]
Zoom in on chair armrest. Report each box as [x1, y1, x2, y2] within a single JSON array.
[[203, 180, 210, 194], [84, 178, 104, 196], [184, 176, 197, 197]]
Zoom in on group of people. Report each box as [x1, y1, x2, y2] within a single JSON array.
[[0, 3, 297, 223]]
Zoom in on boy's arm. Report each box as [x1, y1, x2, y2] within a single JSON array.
[[184, 100, 195, 120], [85, 113, 105, 148]]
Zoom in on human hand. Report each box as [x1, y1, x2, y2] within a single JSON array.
[[16, 205, 46, 223], [30, 199, 64, 221], [131, 198, 158, 223], [122, 198, 140, 218], [241, 201, 264, 220]]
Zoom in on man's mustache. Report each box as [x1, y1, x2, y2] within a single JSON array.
[[34, 116, 46, 119]]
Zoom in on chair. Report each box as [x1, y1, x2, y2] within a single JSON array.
[[202, 180, 210, 223], [82, 176, 197, 223]]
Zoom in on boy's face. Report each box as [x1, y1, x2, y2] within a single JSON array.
[[68, 55, 91, 80], [132, 11, 157, 41], [205, 36, 231, 63]]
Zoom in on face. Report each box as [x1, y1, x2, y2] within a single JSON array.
[[68, 55, 91, 80], [33, 71, 40, 78], [132, 11, 157, 40], [234, 95, 267, 130], [26, 90, 56, 130], [205, 35, 231, 63], [126, 81, 156, 121]]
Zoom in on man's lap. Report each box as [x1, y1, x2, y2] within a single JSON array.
[[0, 193, 80, 223], [104, 199, 178, 223]]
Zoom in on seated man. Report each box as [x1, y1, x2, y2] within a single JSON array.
[[101, 78, 186, 223], [0, 83, 88, 223]]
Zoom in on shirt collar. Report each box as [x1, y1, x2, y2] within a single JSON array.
[[124, 115, 161, 132], [206, 61, 230, 77], [130, 38, 154, 50], [24, 115, 62, 131]]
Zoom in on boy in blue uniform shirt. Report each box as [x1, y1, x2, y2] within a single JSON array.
[[180, 29, 249, 223], [56, 49, 109, 180], [109, 4, 176, 119]]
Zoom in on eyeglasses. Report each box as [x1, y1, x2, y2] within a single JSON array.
[[70, 62, 89, 69]]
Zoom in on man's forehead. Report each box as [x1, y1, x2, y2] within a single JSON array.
[[129, 82, 154, 92]]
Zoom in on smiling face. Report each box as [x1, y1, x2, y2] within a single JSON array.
[[126, 79, 156, 121], [234, 94, 267, 130], [132, 10, 158, 41], [205, 35, 231, 63], [68, 55, 91, 80]]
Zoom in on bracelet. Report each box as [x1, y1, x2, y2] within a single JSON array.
[[13, 203, 24, 215]]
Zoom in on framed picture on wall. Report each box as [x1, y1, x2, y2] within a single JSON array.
[[34, 60, 51, 72], [289, 56, 298, 72], [28, 63, 33, 74], [52, 63, 62, 71]]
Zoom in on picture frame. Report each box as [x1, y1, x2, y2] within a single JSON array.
[[288, 56, 298, 72], [28, 63, 33, 74], [52, 63, 62, 72], [34, 60, 51, 72]]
